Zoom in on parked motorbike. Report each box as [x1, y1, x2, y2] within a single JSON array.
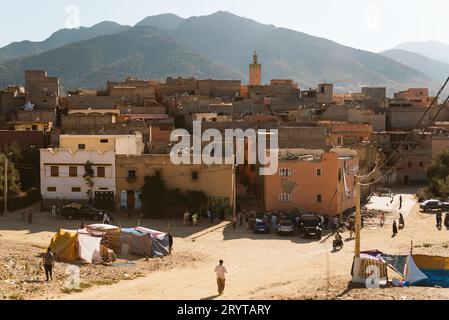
[[333, 239, 344, 251]]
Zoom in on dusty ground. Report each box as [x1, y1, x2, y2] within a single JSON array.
[[1, 188, 449, 300]]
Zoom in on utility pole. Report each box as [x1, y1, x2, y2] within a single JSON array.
[[354, 176, 361, 257], [232, 155, 237, 221], [3, 156, 7, 216]]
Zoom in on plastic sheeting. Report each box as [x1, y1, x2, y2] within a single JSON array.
[[406, 255, 428, 285], [77, 233, 103, 264], [123, 227, 170, 258]]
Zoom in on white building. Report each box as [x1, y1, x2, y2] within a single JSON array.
[[40, 149, 116, 209], [59, 133, 144, 155], [40, 133, 143, 209]]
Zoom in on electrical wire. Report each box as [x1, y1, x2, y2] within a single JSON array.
[[357, 81, 449, 186]]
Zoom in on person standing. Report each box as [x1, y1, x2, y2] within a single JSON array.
[[192, 212, 199, 227], [51, 205, 56, 218], [333, 216, 339, 233], [43, 248, 55, 282], [399, 195, 403, 209], [436, 211, 443, 229], [27, 208, 33, 224], [183, 210, 190, 226], [214, 260, 227, 295], [219, 207, 225, 221], [399, 213, 405, 229], [392, 220, 398, 237], [103, 212, 110, 225], [271, 214, 278, 233], [380, 212, 385, 226]]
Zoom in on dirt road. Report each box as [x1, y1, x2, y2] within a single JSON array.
[[2, 190, 449, 300]]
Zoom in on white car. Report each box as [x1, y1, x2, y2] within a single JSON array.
[[277, 219, 295, 236]]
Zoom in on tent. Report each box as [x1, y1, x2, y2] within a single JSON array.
[[50, 229, 78, 261], [120, 227, 170, 258], [406, 254, 449, 288], [49, 225, 119, 264]]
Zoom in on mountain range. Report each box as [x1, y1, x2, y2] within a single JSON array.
[[0, 11, 441, 94], [381, 49, 449, 83], [393, 41, 449, 65]]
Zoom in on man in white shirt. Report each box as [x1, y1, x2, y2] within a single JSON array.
[[214, 260, 227, 295]]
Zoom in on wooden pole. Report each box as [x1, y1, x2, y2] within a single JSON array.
[[3, 157, 7, 216], [355, 177, 361, 257]]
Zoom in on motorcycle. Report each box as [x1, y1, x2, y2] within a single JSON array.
[[333, 239, 344, 251]]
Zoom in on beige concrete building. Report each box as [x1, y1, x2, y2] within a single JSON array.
[[116, 154, 233, 215]]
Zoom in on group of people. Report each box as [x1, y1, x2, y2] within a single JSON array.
[[392, 213, 405, 237], [183, 210, 199, 226]]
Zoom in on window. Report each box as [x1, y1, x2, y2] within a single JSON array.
[[127, 170, 137, 179], [97, 166, 105, 178], [279, 194, 292, 203], [192, 171, 199, 181], [419, 162, 424, 168], [50, 166, 59, 177], [317, 194, 322, 203], [316, 168, 322, 177], [71, 187, 81, 192], [47, 187, 56, 192], [78, 144, 86, 150], [100, 139, 109, 144], [69, 166, 78, 177], [279, 168, 292, 177], [31, 125, 38, 131], [337, 137, 343, 145], [408, 162, 412, 168]]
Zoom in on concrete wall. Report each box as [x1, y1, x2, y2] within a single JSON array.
[[387, 107, 428, 130], [60, 134, 144, 155]]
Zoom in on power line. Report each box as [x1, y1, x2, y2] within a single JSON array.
[[359, 94, 449, 187], [357, 77, 449, 185]]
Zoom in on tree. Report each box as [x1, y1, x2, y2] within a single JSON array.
[[83, 161, 95, 203], [0, 153, 22, 196], [186, 191, 208, 213], [427, 149, 449, 198], [140, 175, 167, 217]]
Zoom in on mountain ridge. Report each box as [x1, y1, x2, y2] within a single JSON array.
[[0, 11, 438, 93]]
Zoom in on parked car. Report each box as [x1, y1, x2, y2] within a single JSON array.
[[253, 219, 270, 234], [277, 219, 295, 236], [59, 203, 111, 221], [298, 213, 323, 239], [419, 199, 449, 212]]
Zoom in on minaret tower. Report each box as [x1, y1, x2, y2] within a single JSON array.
[[249, 50, 261, 85]]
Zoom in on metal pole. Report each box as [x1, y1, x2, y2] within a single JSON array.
[[3, 157, 7, 216], [354, 177, 361, 257]]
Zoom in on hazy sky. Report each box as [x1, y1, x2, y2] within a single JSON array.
[[1, 0, 448, 52]]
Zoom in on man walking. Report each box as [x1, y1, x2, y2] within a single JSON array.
[[43, 247, 55, 281], [399, 195, 403, 210], [214, 260, 227, 295]]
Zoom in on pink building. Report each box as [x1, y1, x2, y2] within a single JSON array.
[[263, 148, 358, 217]]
